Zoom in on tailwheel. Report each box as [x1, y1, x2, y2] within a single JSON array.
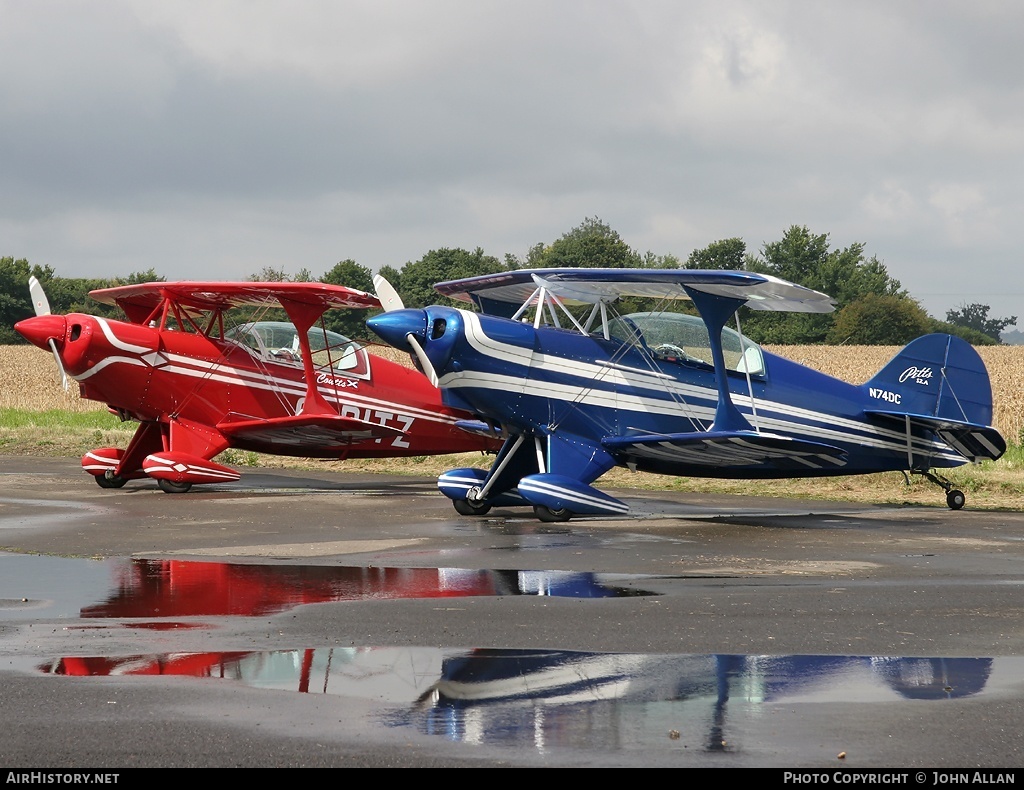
[[95, 471, 127, 489], [912, 469, 967, 510], [534, 505, 572, 523], [157, 479, 192, 494], [453, 498, 491, 516]]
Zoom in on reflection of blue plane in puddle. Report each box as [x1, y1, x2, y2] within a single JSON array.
[[402, 651, 993, 751], [417, 651, 991, 706], [367, 269, 1005, 522]]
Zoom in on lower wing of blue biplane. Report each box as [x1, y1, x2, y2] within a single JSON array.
[[602, 430, 849, 473]]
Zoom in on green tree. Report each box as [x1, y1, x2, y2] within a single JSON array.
[[945, 303, 1016, 344], [393, 247, 507, 309], [321, 259, 374, 293], [0, 257, 54, 343], [640, 251, 682, 268], [116, 269, 165, 286], [926, 317, 998, 346], [320, 259, 377, 340], [826, 294, 932, 345], [743, 226, 906, 344], [685, 238, 749, 270], [248, 265, 286, 282], [43, 278, 120, 317], [533, 217, 642, 270]]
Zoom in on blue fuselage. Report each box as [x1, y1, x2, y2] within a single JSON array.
[[368, 306, 966, 479]]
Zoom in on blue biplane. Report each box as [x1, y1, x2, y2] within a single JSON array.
[[367, 269, 1006, 522]]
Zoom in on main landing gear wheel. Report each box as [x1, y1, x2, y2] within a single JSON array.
[[534, 505, 572, 523], [453, 498, 491, 516], [157, 479, 192, 494], [946, 489, 966, 510], [95, 471, 127, 489]]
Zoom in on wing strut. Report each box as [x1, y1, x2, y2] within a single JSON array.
[[733, 310, 761, 432], [683, 288, 753, 434], [277, 298, 335, 416]]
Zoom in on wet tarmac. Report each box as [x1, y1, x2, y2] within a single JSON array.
[[2, 456, 1024, 768]]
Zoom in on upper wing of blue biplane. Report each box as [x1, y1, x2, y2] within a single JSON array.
[[433, 268, 836, 315], [89, 281, 380, 325]]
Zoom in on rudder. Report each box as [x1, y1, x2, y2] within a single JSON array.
[[863, 333, 994, 427]]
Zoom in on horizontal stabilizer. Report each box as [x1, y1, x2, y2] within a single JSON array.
[[603, 430, 848, 470], [865, 410, 1006, 462], [219, 413, 402, 448]]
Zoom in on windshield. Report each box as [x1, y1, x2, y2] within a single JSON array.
[[225, 321, 369, 377], [608, 312, 764, 375]]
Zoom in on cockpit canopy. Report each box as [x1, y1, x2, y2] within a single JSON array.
[[225, 321, 369, 378], [608, 312, 765, 376]]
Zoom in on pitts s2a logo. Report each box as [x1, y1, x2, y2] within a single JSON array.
[[870, 366, 934, 404], [899, 366, 934, 385]]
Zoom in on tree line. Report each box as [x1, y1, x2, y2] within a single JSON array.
[[0, 219, 1015, 346]]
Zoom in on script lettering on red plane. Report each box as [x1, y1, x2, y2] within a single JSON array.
[[316, 372, 360, 389]]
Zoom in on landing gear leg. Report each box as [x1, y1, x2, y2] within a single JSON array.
[[909, 470, 965, 510], [452, 485, 492, 516]]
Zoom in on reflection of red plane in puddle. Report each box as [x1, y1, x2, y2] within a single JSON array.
[[14, 278, 499, 492], [44, 561, 634, 687], [49, 652, 255, 678], [81, 560, 509, 618], [46, 649, 336, 696], [48, 559, 517, 685]]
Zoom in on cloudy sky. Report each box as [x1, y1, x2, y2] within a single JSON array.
[[2, 1, 1021, 328]]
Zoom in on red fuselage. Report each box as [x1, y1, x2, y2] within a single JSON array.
[[16, 311, 495, 460]]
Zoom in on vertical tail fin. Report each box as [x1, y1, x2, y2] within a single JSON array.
[[863, 333, 994, 427], [863, 333, 1005, 462]]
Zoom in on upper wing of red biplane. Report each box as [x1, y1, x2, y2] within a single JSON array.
[[432, 268, 836, 315], [89, 281, 380, 325]]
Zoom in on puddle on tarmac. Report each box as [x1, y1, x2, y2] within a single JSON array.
[[26, 647, 1020, 753], [0, 553, 655, 621], [4, 553, 1022, 755]]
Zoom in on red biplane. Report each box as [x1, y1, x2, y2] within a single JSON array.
[[15, 278, 499, 492]]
